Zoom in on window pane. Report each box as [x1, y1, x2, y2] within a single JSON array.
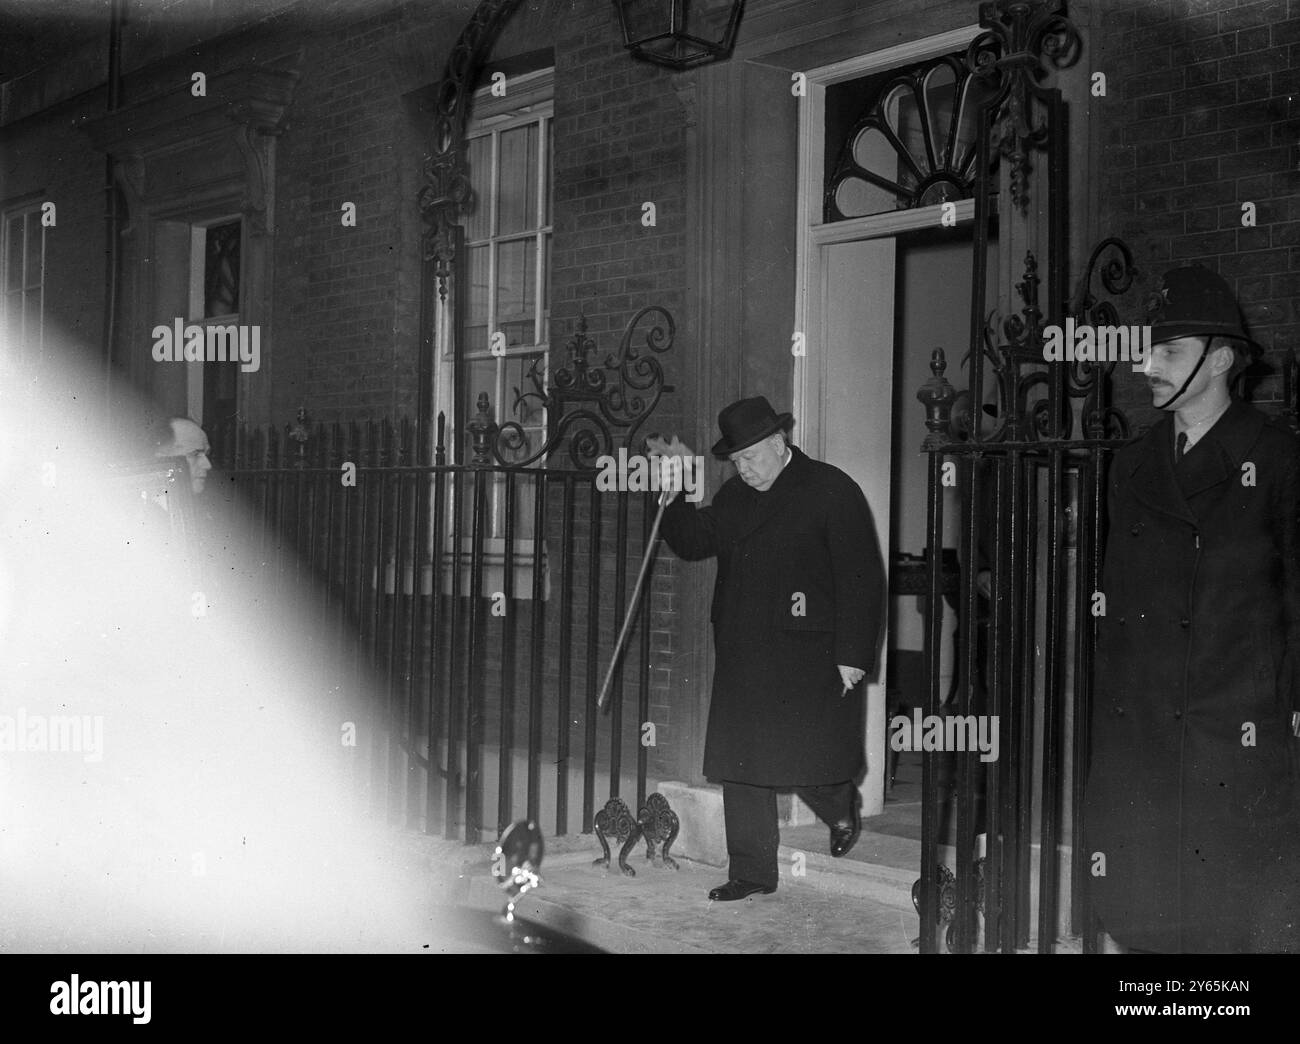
[[543, 119, 553, 227], [465, 134, 492, 241], [541, 233, 551, 343], [924, 63, 958, 168], [466, 356, 498, 413], [835, 176, 886, 218], [505, 353, 546, 428], [23, 288, 41, 348], [25, 212, 42, 288], [886, 84, 927, 180], [496, 239, 535, 347], [840, 126, 901, 216], [465, 244, 490, 352], [3, 294, 20, 346], [5, 217, 23, 292], [497, 123, 538, 236], [954, 74, 997, 176], [204, 220, 240, 317]]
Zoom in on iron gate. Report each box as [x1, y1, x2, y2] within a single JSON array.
[[910, 1, 1132, 954]]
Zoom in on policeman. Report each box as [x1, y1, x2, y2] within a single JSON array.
[[1085, 266, 1300, 953]]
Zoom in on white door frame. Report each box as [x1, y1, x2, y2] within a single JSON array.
[[793, 23, 982, 456]]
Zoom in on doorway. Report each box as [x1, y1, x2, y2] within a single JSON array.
[[808, 221, 984, 819], [792, 26, 986, 818]]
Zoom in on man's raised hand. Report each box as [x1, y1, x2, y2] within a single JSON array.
[[645, 434, 694, 504]]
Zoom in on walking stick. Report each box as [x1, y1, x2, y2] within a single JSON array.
[[597, 488, 672, 713]]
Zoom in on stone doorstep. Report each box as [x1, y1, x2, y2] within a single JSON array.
[[410, 833, 1081, 953], [460, 844, 918, 953], [498, 845, 914, 904], [464, 867, 719, 954], [774, 843, 916, 910]]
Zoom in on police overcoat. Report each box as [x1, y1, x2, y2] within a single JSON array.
[[660, 446, 885, 786], [1085, 400, 1300, 952]]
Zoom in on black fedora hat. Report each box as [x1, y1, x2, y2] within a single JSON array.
[[711, 396, 794, 458]]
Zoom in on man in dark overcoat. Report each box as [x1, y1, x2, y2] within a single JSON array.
[[1085, 266, 1300, 953], [647, 396, 885, 901]]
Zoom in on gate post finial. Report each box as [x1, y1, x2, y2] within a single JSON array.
[[467, 392, 498, 466], [917, 348, 956, 451], [287, 405, 310, 469]]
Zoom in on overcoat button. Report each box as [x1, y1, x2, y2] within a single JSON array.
[[1115, 706, 1125, 716], [1174, 710, 1183, 719], [1130, 523, 1143, 536], [1180, 617, 1190, 628]]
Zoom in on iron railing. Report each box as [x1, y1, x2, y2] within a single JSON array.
[[211, 309, 676, 844], [912, 0, 1121, 954]]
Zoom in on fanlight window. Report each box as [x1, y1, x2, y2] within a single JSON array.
[[825, 54, 995, 221]]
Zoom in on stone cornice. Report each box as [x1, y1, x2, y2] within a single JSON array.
[[78, 63, 301, 235], [79, 64, 300, 157]]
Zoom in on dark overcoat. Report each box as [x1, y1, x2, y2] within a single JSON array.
[[1085, 400, 1300, 953], [660, 446, 885, 786]]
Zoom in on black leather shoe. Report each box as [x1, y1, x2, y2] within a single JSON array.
[[708, 879, 776, 901], [830, 798, 862, 858]]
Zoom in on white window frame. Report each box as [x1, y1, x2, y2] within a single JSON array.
[[452, 69, 554, 464], [186, 215, 244, 424], [431, 67, 555, 598], [1, 198, 47, 366], [793, 27, 982, 461]]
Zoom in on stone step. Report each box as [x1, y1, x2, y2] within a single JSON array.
[[465, 849, 919, 954]]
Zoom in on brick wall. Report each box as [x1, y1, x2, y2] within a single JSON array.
[[273, 2, 422, 424], [0, 107, 107, 364], [1096, 0, 1300, 430], [547, 3, 692, 781]]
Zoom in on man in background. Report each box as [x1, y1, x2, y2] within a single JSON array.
[[154, 416, 213, 496]]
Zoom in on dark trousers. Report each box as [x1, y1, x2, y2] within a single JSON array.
[[722, 779, 858, 888]]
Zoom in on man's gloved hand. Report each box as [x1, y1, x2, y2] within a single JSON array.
[[645, 434, 694, 505]]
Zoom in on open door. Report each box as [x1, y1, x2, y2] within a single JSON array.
[[819, 236, 895, 817]]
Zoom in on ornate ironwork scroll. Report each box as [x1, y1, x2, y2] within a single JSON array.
[[591, 793, 679, 876], [941, 241, 1140, 447], [592, 797, 641, 877], [418, 0, 525, 300], [965, 0, 1081, 213], [490, 305, 677, 468], [1066, 236, 1139, 440]]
